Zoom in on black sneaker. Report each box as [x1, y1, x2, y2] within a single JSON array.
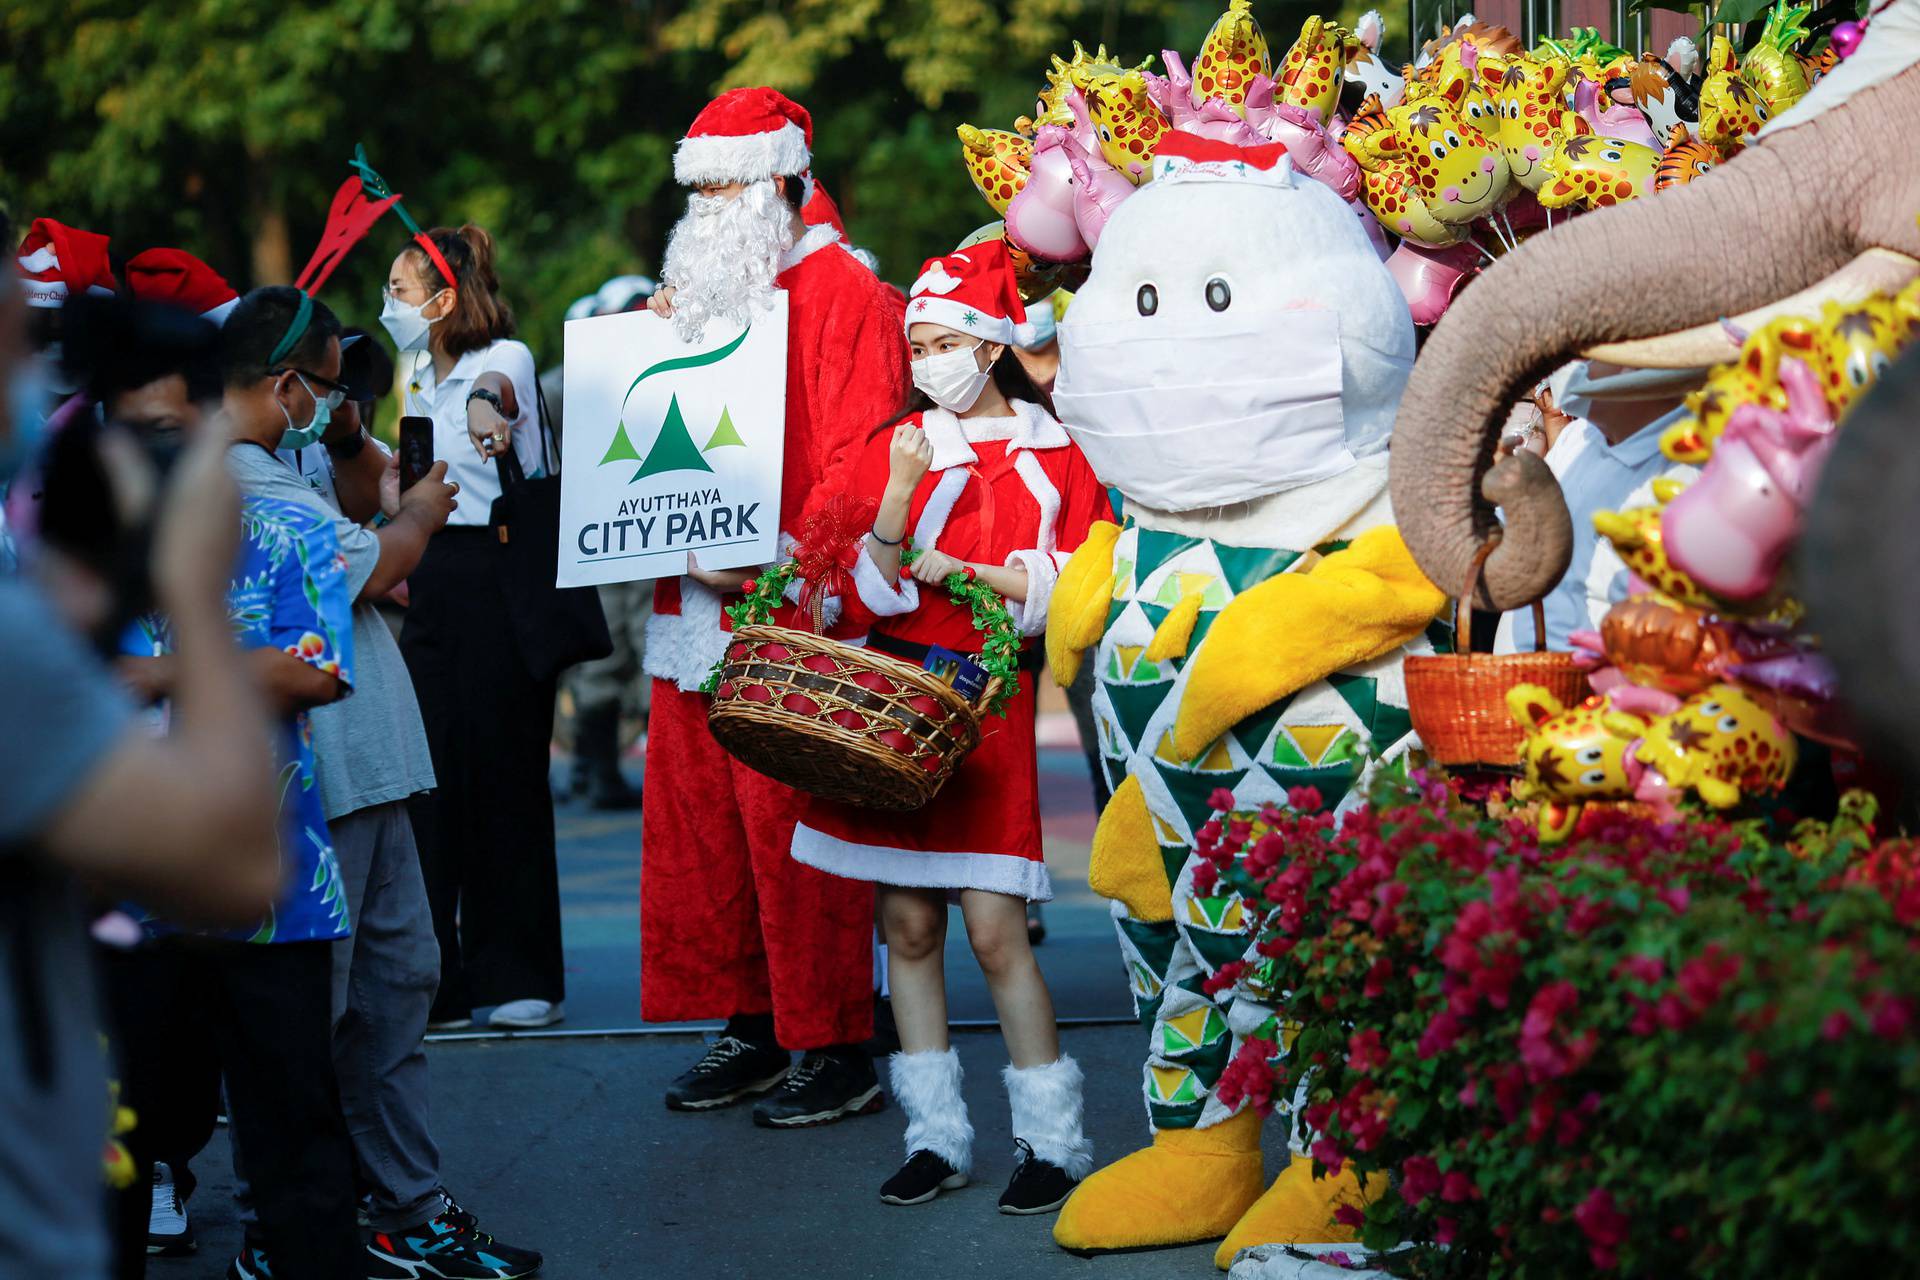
[[367, 1212, 543, 1278], [664, 1035, 791, 1111], [148, 1160, 197, 1256], [880, 1150, 968, 1206], [225, 1241, 271, 1280], [751, 1048, 885, 1128], [999, 1139, 1079, 1215]]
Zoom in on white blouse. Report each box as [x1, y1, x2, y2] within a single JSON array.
[[399, 337, 544, 526]]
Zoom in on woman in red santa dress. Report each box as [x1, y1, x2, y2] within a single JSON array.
[[790, 241, 1111, 1215]]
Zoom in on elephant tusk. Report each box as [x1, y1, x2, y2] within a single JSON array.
[[1583, 248, 1920, 368]]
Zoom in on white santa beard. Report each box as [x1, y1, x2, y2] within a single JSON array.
[[661, 180, 796, 343]]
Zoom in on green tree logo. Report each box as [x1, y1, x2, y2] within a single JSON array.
[[597, 326, 753, 483]]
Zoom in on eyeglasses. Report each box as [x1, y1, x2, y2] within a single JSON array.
[[273, 368, 349, 410]]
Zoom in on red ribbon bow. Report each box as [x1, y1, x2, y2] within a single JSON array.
[[793, 493, 879, 627]]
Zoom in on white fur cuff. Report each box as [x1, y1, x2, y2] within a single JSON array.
[[1003, 548, 1058, 638], [852, 546, 921, 618], [891, 1049, 973, 1175], [1004, 1055, 1094, 1179]]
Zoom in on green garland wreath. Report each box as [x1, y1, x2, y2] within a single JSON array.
[[700, 544, 1023, 715]]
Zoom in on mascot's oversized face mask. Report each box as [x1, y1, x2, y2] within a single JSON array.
[[1053, 150, 1414, 513]]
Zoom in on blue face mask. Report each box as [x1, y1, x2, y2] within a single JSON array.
[[277, 373, 333, 451], [1, 356, 55, 485]]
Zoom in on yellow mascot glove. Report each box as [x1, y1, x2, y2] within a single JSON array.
[[1173, 526, 1446, 758], [1046, 521, 1122, 687], [1088, 775, 1174, 921]]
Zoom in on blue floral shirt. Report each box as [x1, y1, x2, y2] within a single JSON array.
[[124, 496, 356, 943]]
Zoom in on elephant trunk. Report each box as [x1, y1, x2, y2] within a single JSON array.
[[1388, 124, 1859, 611]]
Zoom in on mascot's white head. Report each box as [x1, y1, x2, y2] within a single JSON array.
[[1053, 134, 1415, 514]]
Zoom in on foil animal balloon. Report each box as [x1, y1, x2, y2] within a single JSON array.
[[1275, 15, 1352, 123], [1344, 99, 1468, 246], [1150, 51, 1268, 143], [1661, 356, 1837, 602], [1342, 9, 1406, 107], [1074, 69, 1170, 184], [1191, 0, 1270, 111], [1020, 43, 1137, 134], [1622, 683, 1796, 811], [957, 126, 1034, 215], [1003, 125, 1091, 262], [1243, 75, 1360, 199], [1655, 124, 1720, 189], [1698, 36, 1772, 153], [1536, 133, 1660, 209], [1597, 597, 1743, 696], [1592, 488, 1722, 611], [1385, 239, 1481, 325], [1508, 686, 1647, 842], [1490, 55, 1587, 194], [1571, 73, 1660, 148], [1060, 97, 1138, 250], [1345, 97, 1511, 242], [1741, 0, 1816, 116], [1620, 53, 1696, 137]]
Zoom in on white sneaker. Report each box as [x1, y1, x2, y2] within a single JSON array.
[[148, 1161, 196, 1255], [487, 999, 564, 1029], [426, 1014, 474, 1031]]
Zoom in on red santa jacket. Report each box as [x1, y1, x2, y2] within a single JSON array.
[[647, 225, 910, 691], [843, 399, 1112, 648]]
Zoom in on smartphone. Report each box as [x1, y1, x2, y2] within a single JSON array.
[[399, 416, 434, 491]]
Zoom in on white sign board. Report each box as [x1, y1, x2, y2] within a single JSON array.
[[557, 299, 789, 586]]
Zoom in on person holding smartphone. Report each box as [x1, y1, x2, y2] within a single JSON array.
[[380, 224, 566, 1032]]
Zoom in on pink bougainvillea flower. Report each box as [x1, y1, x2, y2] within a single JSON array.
[[1399, 1155, 1442, 1205]]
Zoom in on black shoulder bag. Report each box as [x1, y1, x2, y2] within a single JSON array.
[[490, 378, 613, 682]]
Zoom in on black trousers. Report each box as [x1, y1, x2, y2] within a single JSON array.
[[401, 527, 565, 1019], [99, 937, 361, 1280]]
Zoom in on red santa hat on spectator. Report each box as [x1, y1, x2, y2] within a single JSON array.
[[904, 240, 1028, 345], [15, 218, 118, 309], [124, 248, 241, 325], [674, 87, 814, 191], [802, 177, 847, 235]]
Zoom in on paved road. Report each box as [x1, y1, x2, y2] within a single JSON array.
[[150, 738, 1309, 1278]]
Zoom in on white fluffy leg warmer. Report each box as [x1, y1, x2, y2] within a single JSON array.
[[890, 1049, 973, 1175], [1004, 1055, 1094, 1180]]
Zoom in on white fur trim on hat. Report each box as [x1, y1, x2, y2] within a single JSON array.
[[904, 295, 1015, 345], [890, 1050, 974, 1175], [674, 121, 811, 186]]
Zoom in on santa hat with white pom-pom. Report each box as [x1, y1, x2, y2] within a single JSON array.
[[674, 87, 816, 194]]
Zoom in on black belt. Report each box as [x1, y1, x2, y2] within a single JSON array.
[[867, 631, 1044, 675]]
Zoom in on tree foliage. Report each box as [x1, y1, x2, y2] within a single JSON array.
[[0, 0, 1366, 366]]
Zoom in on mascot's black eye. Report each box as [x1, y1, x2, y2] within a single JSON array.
[[1205, 277, 1231, 312], [1136, 283, 1159, 316]]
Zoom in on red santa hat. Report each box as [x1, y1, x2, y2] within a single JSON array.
[[675, 87, 814, 188], [904, 240, 1028, 345], [802, 177, 847, 235], [15, 218, 118, 309], [124, 248, 241, 325]]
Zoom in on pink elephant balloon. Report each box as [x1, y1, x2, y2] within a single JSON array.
[[1004, 125, 1090, 263], [1385, 240, 1482, 326], [1150, 53, 1270, 143], [1661, 356, 1838, 602], [1243, 78, 1359, 200], [1062, 136, 1136, 251]]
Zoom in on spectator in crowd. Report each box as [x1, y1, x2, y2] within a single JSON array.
[[88, 289, 365, 1280], [0, 227, 283, 1280], [383, 225, 568, 1031], [220, 289, 542, 1278]]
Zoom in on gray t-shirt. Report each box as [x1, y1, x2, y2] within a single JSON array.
[[0, 578, 130, 1278], [228, 443, 436, 819]]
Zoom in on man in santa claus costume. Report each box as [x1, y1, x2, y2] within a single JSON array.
[[641, 87, 911, 1127]]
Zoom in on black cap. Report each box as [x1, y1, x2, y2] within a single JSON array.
[[339, 328, 394, 403]]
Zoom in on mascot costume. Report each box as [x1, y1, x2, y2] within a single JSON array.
[[1045, 133, 1447, 1266]]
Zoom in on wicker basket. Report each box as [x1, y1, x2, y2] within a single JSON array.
[[1404, 539, 1592, 767], [708, 624, 1003, 812]]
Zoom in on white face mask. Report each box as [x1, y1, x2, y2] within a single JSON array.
[[380, 289, 446, 353], [911, 341, 993, 413], [1053, 309, 1355, 512]]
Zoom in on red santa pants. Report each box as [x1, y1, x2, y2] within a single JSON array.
[[639, 679, 875, 1049]]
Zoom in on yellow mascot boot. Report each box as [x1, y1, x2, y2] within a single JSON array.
[[1210, 1154, 1382, 1270], [1054, 1111, 1266, 1253]]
